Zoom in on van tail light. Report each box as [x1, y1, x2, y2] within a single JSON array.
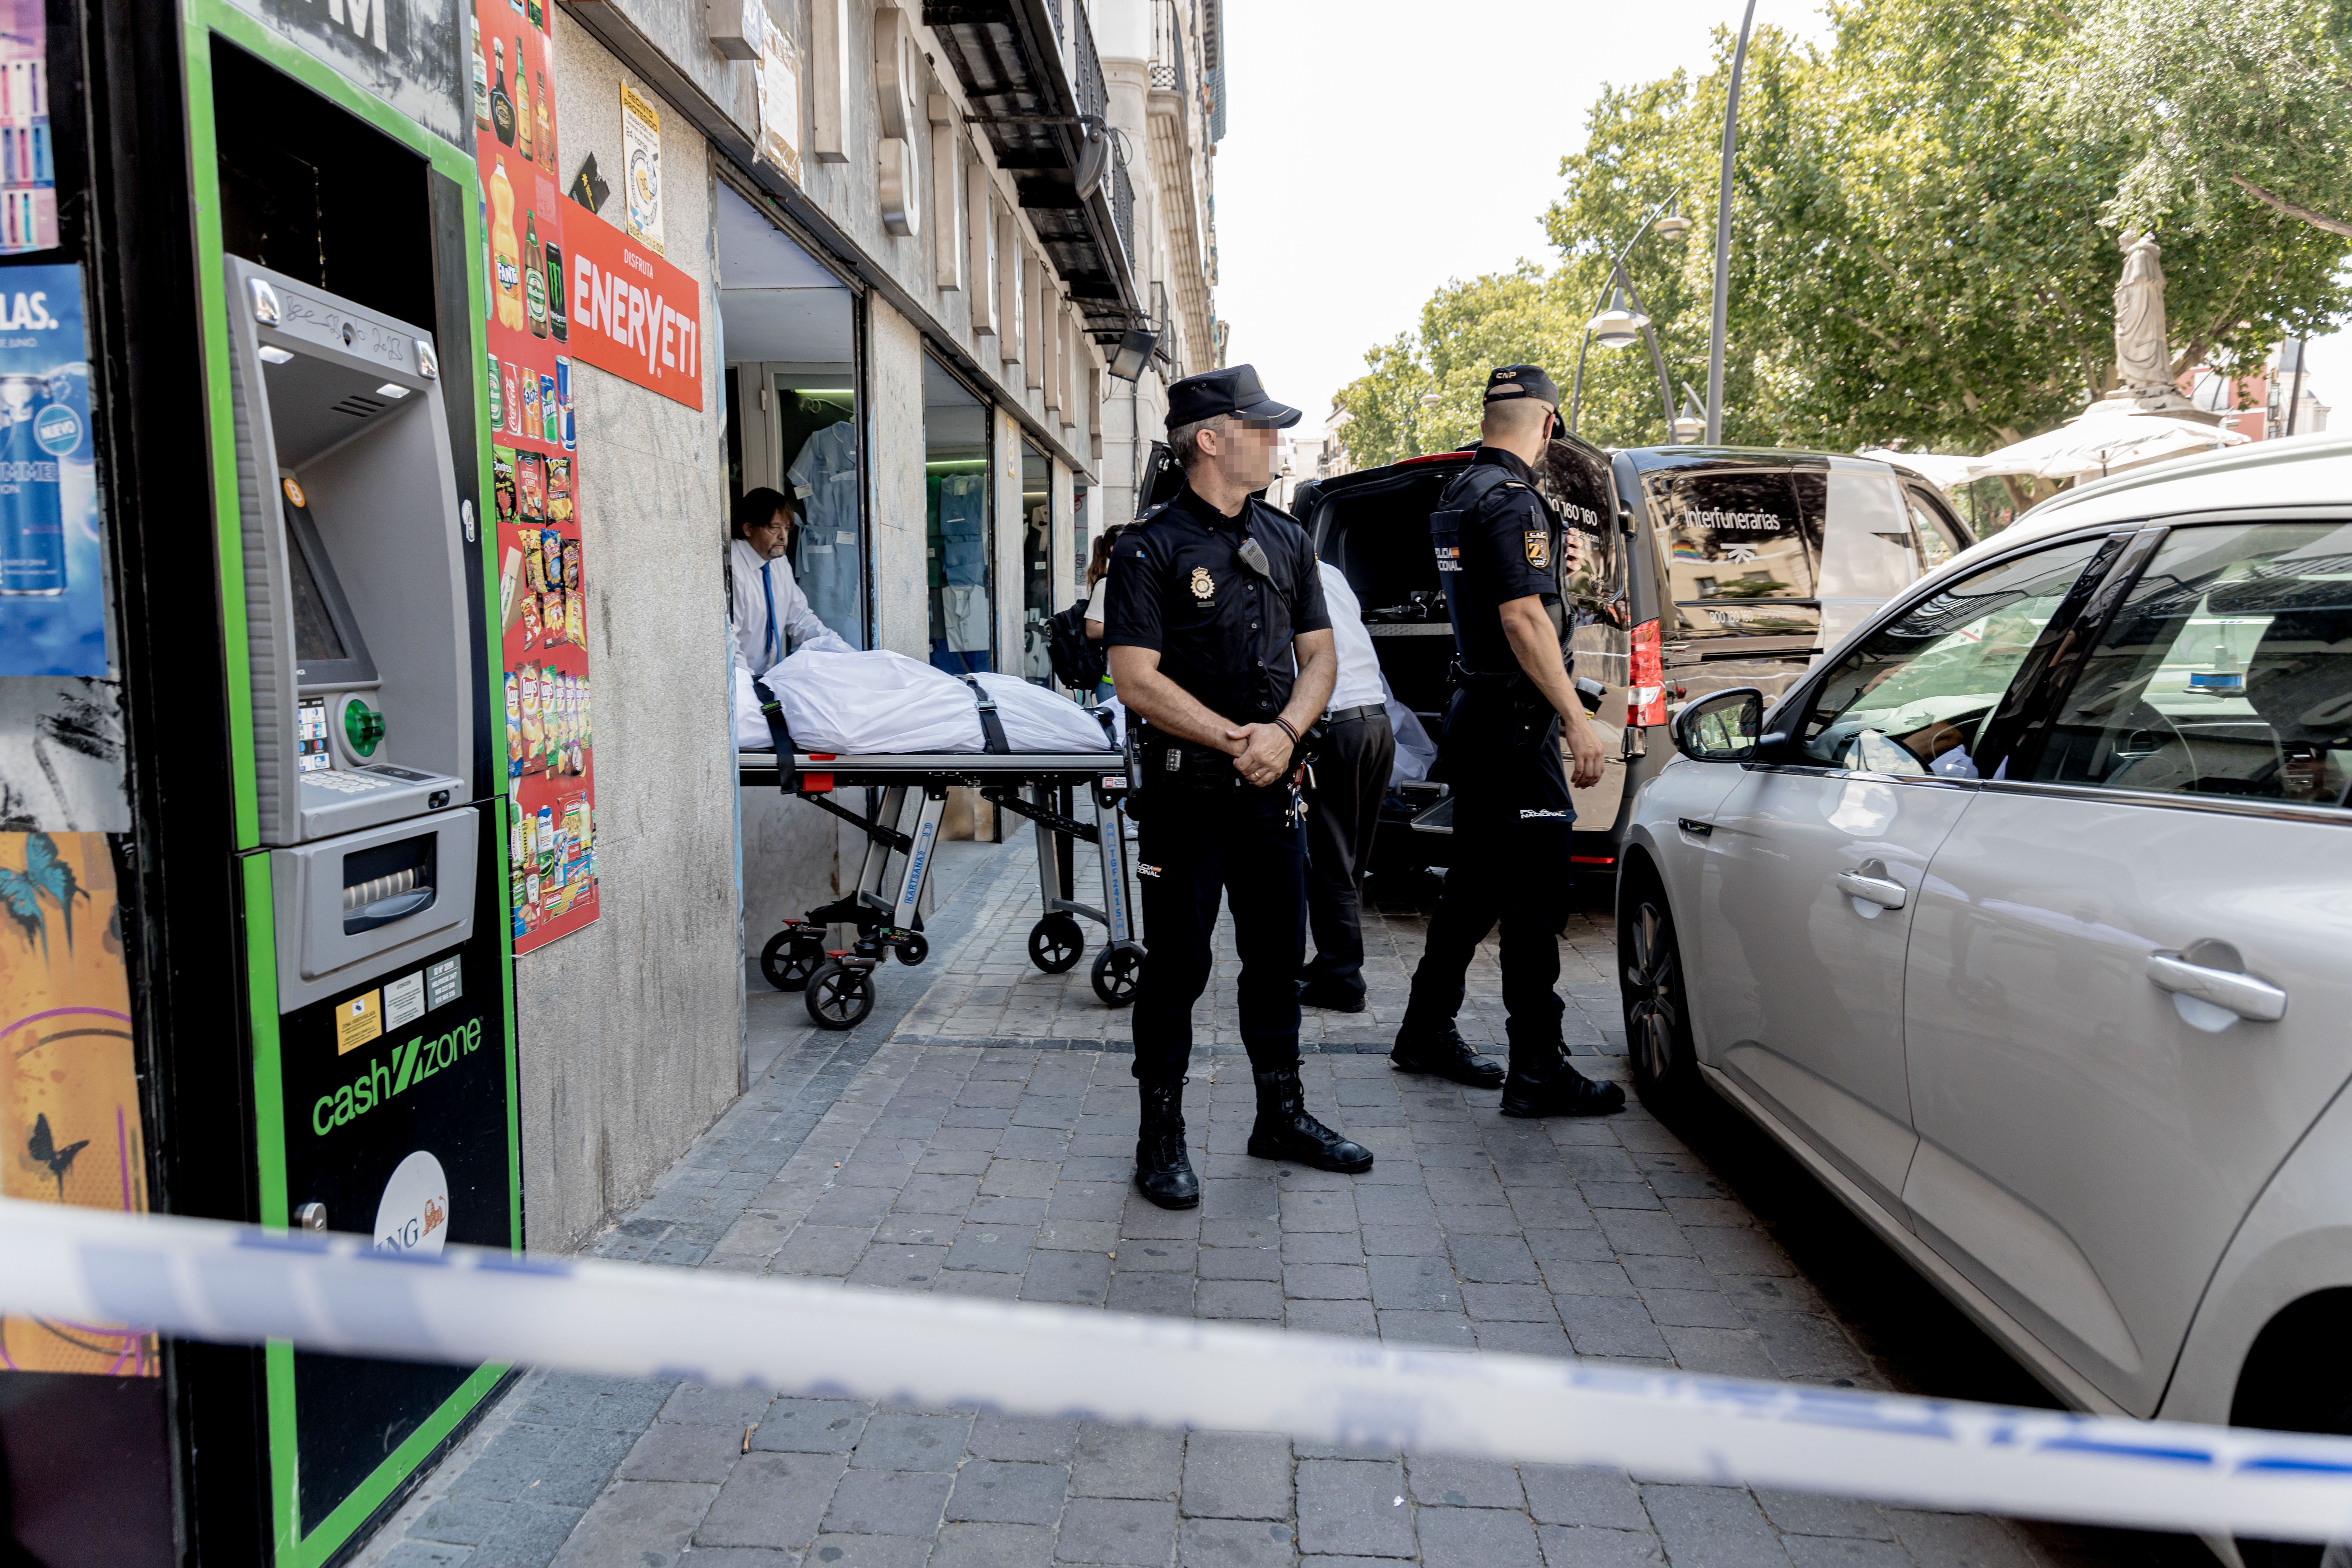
[[1630, 618, 1667, 727]]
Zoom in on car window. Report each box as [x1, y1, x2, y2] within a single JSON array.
[[2023, 521, 2352, 806], [1796, 536, 2110, 776], [1539, 439, 1624, 628], [1905, 484, 1967, 571], [1648, 467, 1822, 644]]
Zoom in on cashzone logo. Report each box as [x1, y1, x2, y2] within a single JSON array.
[[312, 1016, 485, 1137]]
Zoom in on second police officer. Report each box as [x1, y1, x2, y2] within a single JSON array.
[[1390, 365, 1625, 1117], [1103, 364, 1377, 1210]]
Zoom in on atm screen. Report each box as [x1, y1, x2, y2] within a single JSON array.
[[287, 519, 350, 662]]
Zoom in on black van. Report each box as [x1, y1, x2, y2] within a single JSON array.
[[1293, 439, 1973, 877]]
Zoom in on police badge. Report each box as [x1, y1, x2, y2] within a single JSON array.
[[1524, 531, 1551, 569], [1190, 566, 1215, 599]]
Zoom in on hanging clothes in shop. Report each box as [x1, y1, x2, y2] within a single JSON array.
[[932, 470, 990, 671], [786, 419, 861, 642]]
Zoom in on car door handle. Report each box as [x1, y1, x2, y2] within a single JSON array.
[[2147, 953, 2288, 1022], [1834, 870, 1907, 910]]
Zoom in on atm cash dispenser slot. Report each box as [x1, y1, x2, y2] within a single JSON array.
[[271, 809, 477, 1010]]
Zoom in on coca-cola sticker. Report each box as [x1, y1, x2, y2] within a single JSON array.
[[373, 1148, 451, 1257]]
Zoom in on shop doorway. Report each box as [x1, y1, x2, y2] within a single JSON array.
[[925, 355, 991, 673], [1020, 439, 1051, 684], [717, 182, 863, 648]]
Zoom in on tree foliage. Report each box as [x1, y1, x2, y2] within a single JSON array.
[[1334, 0, 2352, 470]]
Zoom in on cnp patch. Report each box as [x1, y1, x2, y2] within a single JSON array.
[[1189, 566, 1215, 600], [1524, 531, 1552, 569]]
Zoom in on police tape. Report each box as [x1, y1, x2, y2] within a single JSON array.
[[6, 1195, 2351, 1542]]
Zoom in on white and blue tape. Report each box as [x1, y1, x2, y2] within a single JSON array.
[[5, 1195, 2350, 1542]]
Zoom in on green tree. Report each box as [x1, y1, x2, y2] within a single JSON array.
[[2065, 0, 2352, 240]]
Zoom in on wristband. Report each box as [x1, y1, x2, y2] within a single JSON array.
[[1272, 716, 1301, 747]]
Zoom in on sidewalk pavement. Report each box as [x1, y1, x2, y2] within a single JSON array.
[[354, 835, 2085, 1568]]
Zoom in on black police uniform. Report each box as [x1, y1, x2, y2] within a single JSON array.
[[1101, 363, 1376, 1209], [1392, 365, 1624, 1118]]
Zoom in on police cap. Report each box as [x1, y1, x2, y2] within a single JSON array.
[[1482, 364, 1561, 409], [1167, 363, 1302, 429]]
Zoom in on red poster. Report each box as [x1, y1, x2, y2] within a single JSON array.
[[475, 0, 599, 953], [562, 206, 705, 410]]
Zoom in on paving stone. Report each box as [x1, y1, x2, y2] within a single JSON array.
[[1747, 1311, 1871, 1381], [1286, 1298, 1379, 1337], [1198, 1277, 1285, 1319], [1115, 1236, 1199, 1270], [1474, 1320, 1575, 1357], [1037, 1219, 1122, 1252], [618, 1422, 747, 1484], [1556, 1295, 1670, 1359], [1448, 1233, 1541, 1282], [1405, 1454, 1524, 1508], [799, 1533, 931, 1567], [1882, 1510, 2042, 1568], [820, 1470, 955, 1538], [1284, 1263, 1371, 1300], [1660, 1325, 1780, 1377], [1022, 1247, 1112, 1304], [696, 1451, 846, 1550], [1359, 1224, 1448, 1256], [1179, 1517, 1299, 1568], [1295, 1458, 1415, 1559], [1072, 1424, 1186, 1499], [944, 1458, 1069, 1524], [1057, 1497, 1180, 1564], [1199, 1246, 1283, 1281], [944, 1222, 1037, 1272], [1640, 1484, 1791, 1568], [1282, 1189, 1359, 1232], [1461, 1281, 1559, 1321], [1535, 1524, 1667, 1568], [931, 1522, 1060, 1568], [852, 1411, 972, 1472], [1521, 1466, 1647, 1530], [378, 1544, 474, 1568], [1181, 1431, 1292, 1520], [658, 1384, 773, 1428], [967, 1414, 1078, 1463], [1419, 1505, 1545, 1568], [1366, 1254, 1457, 1310], [752, 1398, 870, 1454]]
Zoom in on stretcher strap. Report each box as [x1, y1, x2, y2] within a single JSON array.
[[961, 676, 1011, 754], [751, 676, 800, 790]]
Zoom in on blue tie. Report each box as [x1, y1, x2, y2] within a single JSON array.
[[760, 559, 782, 665]]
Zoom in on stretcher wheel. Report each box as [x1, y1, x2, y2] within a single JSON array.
[[894, 930, 930, 965], [760, 930, 822, 992], [1091, 945, 1143, 1008], [805, 961, 874, 1030], [1028, 915, 1084, 974]]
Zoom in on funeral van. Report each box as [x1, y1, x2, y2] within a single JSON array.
[[1291, 440, 1973, 878]]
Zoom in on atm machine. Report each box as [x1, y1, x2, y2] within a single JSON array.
[[221, 253, 519, 1553]]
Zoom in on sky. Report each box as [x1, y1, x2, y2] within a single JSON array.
[[1211, 0, 2347, 447]]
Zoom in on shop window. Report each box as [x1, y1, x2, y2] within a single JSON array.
[[777, 376, 860, 643], [1021, 440, 1052, 685], [925, 356, 991, 673]]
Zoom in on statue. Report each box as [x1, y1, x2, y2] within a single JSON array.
[[2113, 232, 2175, 396]]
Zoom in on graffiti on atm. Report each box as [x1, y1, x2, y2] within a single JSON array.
[[310, 1015, 484, 1136]]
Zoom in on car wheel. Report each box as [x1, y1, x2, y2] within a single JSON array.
[[2234, 1292, 2352, 1568], [1620, 876, 1704, 1117]]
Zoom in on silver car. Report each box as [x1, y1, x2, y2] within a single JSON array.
[[1620, 434, 2352, 1567]]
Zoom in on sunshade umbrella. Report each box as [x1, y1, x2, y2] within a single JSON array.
[[1854, 449, 1989, 490], [1971, 410, 2248, 481]]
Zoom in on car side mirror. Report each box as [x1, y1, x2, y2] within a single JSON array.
[[1672, 687, 1763, 763]]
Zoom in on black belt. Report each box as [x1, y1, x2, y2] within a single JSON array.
[[1324, 702, 1386, 724]]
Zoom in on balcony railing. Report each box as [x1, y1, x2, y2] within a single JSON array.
[[1111, 144, 1134, 280], [1149, 0, 1187, 101]]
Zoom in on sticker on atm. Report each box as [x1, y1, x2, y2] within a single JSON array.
[[384, 970, 426, 1031], [336, 989, 383, 1055]]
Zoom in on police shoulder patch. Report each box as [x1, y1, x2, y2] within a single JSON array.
[[1525, 530, 1551, 568]]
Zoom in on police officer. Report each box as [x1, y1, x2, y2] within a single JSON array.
[[1103, 364, 1376, 1209], [1390, 365, 1624, 1118]]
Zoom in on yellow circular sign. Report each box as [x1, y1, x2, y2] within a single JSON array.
[[282, 477, 307, 509]]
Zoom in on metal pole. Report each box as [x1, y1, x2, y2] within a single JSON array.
[[1705, 0, 1758, 446], [1616, 266, 1680, 438], [2286, 339, 2304, 437], [1569, 192, 1683, 437]]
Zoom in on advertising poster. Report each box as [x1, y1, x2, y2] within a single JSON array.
[[474, 0, 598, 953], [0, 262, 101, 675], [620, 81, 663, 255], [0, 0, 55, 254], [0, 831, 154, 1376]]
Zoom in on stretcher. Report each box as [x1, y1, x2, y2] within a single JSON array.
[[738, 743, 1146, 1031]]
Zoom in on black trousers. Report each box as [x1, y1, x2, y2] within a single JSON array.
[[1301, 709, 1396, 996], [1130, 778, 1307, 1084], [1401, 804, 1573, 1047]]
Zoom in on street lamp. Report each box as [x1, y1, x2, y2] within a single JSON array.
[[1671, 384, 1706, 444], [1587, 285, 1650, 350], [1705, 0, 1760, 444], [1567, 191, 1689, 443]]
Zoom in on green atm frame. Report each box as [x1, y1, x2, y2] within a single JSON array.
[[39, 0, 522, 1562]]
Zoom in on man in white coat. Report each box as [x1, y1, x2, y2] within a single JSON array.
[[732, 486, 853, 676]]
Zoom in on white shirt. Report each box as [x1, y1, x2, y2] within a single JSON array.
[[1317, 561, 1386, 712], [731, 536, 853, 679]]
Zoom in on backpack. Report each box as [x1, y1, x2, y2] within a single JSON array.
[[1044, 596, 1108, 693]]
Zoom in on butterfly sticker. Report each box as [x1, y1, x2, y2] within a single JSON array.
[[28, 1113, 89, 1200], [0, 831, 85, 961]]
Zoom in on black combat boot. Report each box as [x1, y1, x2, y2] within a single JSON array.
[[1389, 1020, 1506, 1088], [1246, 1066, 1374, 1173], [1134, 1079, 1201, 1209], [1499, 1038, 1626, 1119]]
